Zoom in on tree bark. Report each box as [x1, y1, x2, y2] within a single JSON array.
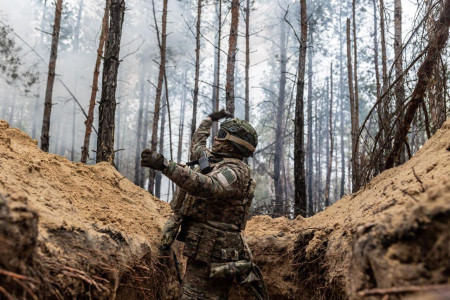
[[40, 0, 63, 152], [394, 0, 406, 165], [212, 0, 222, 138], [140, 80, 149, 187], [190, 0, 202, 152], [352, 0, 359, 129], [346, 18, 359, 193], [96, 0, 125, 164], [273, 19, 287, 218], [306, 27, 314, 216], [148, 0, 168, 194], [245, 0, 250, 122], [325, 63, 334, 207], [339, 5, 346, 198], [294, 0, 307, 218], [155, 90, 167, 199], [134, 70, 145, 186], [225, 0, 239, 116], [81, 0, 109, 163], [379, 0, 390, 152], [386, 0, 450, 169], [177, 67, 187, 163]]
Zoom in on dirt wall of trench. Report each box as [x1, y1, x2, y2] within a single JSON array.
[[0, 119, 449, 299]]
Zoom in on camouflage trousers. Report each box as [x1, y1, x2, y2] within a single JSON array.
[[179, 258, 233, 300]]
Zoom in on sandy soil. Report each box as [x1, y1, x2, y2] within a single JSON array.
[[0, 118, 449, 299]]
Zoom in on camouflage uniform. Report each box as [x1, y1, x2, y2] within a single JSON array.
[[162, 118, 256, 300]]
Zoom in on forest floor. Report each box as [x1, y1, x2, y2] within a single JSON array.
[[0, 119, 449, 300]]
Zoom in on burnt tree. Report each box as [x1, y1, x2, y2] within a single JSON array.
[[40, 0, 63, 152], [96, 0, 125, 164], [294, 0, 307, 218], [82, 0, 109, 163]]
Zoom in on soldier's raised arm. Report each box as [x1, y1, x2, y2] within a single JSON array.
[[191, 109, 233, 161]]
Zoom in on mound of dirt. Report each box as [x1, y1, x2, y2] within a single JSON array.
[[1, 118, 449, 300], [0, 120, 178, 299], [241, 120, 450, 300]]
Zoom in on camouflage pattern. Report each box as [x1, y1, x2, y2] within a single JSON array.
[[161, 117, 258, 299]]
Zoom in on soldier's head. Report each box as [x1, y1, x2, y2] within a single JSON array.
[[213, 118, 258, 158]]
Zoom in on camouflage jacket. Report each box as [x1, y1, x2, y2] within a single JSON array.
[[163, 118, 256, 264]]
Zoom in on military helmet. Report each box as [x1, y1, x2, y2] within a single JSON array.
[[216, 118, 258, 157]]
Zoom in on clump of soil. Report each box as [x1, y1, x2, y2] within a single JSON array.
[[0, 120, 178, 299], [242, 120, 450, 300]]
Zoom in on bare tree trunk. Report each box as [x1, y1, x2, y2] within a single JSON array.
[[245, 0, 250, 122], [40, 0, 63, 152], [148, 0, 168, 193], [82, 0, 109, 163], [372, 0, 385, 174], [339, 5, 346, 198], [394, 0, 406, 165], [306, 27, 314, 216], [134, 71, 145, 186], [225, 0, 239, 116], [386, 0, 450, 169], [352, 0, 359, 127], [212, 0, 222, 138], [96, 0, 125, 164], [379, 0, 390, 150], [190, 0, 202, 150], [346, 18, 359, 193], [177, 68, 187, 163], [325, 63, 334, 207], [316, 99, 322, 212], [294, 0, 307, 218], [140, 81, 149, 187], [155, 91, 167, 199], [273, 19, 287, 217]]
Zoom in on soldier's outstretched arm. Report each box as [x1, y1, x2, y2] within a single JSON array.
[[191, 117, 213, 161], [191, 109, 233, 161], [162, 161, 247, 199]]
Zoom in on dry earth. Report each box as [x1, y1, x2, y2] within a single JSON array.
[[0, 119, 449, 299]]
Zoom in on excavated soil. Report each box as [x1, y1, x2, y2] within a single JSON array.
[[0, 120, 178, 299], [0, 119, 449, 299]]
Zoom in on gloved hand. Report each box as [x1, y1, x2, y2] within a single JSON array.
[[209, 109, 233, 121], [141, 149, 167, 171]]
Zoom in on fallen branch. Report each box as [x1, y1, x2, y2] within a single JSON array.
[[358, 284, 450, 296]]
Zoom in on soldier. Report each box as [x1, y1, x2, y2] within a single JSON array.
[[141, 110, 268, 300]]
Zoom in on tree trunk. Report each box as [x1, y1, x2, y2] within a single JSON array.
[[148, 0, 168, 194], [190, 0, 202, 151], [352, 0, 359, 129], [96, 0, 125, 164], [40, 0, 63, 152], [155, 90, 167, 199], [134, 71, 145, 186], [346, 18, 359, 193], [294, 0, 307, 218], [81, 0, 109, 163], [212, 0, 222, 138], [394, 0, 406, 165], [306, 27, 314, 216], [273, 19, 287, 218], [379, 0, 390, 152], [140, 80, 150, 187], [177, 68, 188, 163], [339, 5, 346, 198], [386, 0, 450, 169], [245, 0, 250, 122], [225, 0, 239, 116], [325, 63, 334, 207]]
